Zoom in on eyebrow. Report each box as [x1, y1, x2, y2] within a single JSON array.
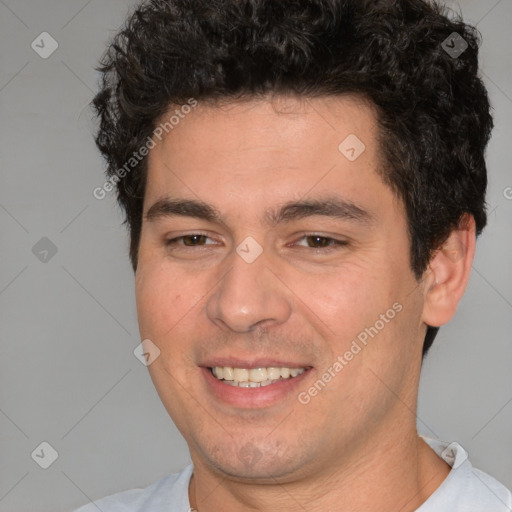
[[145, 195, 374, 226]]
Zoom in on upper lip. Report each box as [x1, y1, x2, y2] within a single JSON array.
[[200, 357, 312, 369]]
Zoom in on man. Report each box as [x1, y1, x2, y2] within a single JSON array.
[[77, 0, 511, 510]]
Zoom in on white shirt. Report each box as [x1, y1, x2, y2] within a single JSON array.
[[74, 438, 512, 511]]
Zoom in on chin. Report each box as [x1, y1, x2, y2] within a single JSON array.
[[197, 438, 313, 483]]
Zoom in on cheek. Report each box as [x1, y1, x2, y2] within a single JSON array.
[[289, 263, 392, 342], [135, 262, 187, 340]]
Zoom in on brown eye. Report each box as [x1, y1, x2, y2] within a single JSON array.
[[182, 234, 208, 246], [165, 234, 216, 247], [305, 235, 334, 248], [293, 234, 349, 251]]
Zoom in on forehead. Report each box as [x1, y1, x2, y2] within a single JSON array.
[[143, 94, 395, 221], [153, 94, 377, 156], [148, 94, 378, 171]]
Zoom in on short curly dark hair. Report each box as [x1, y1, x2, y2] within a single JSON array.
[[92, 0, 493, 356]]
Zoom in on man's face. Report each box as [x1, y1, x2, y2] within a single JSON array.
[[135, 95, 427, 481]]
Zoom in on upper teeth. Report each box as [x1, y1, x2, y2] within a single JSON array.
[[212, 366, 306, 387]]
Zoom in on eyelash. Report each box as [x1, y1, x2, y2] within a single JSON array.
[[164, 233, 348, 251]]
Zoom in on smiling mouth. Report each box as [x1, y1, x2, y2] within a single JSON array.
[[210, 366, 308, 388]]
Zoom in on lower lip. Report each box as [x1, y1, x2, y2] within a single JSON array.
[[202, 367, 312, 408]]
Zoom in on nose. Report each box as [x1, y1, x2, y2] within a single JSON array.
[[205, 245, 292, 333]]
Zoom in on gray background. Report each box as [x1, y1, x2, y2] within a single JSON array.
[[0, 1, 510, 511]]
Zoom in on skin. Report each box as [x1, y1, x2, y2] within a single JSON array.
[[134, 94, 475, 511]]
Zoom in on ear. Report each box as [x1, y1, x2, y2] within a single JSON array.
[[422, 214, 476, 327]]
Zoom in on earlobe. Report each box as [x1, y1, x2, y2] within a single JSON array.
[[422, 214, 476, 327]]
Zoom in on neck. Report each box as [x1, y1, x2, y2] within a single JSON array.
[[188, 426, 451, 512]]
